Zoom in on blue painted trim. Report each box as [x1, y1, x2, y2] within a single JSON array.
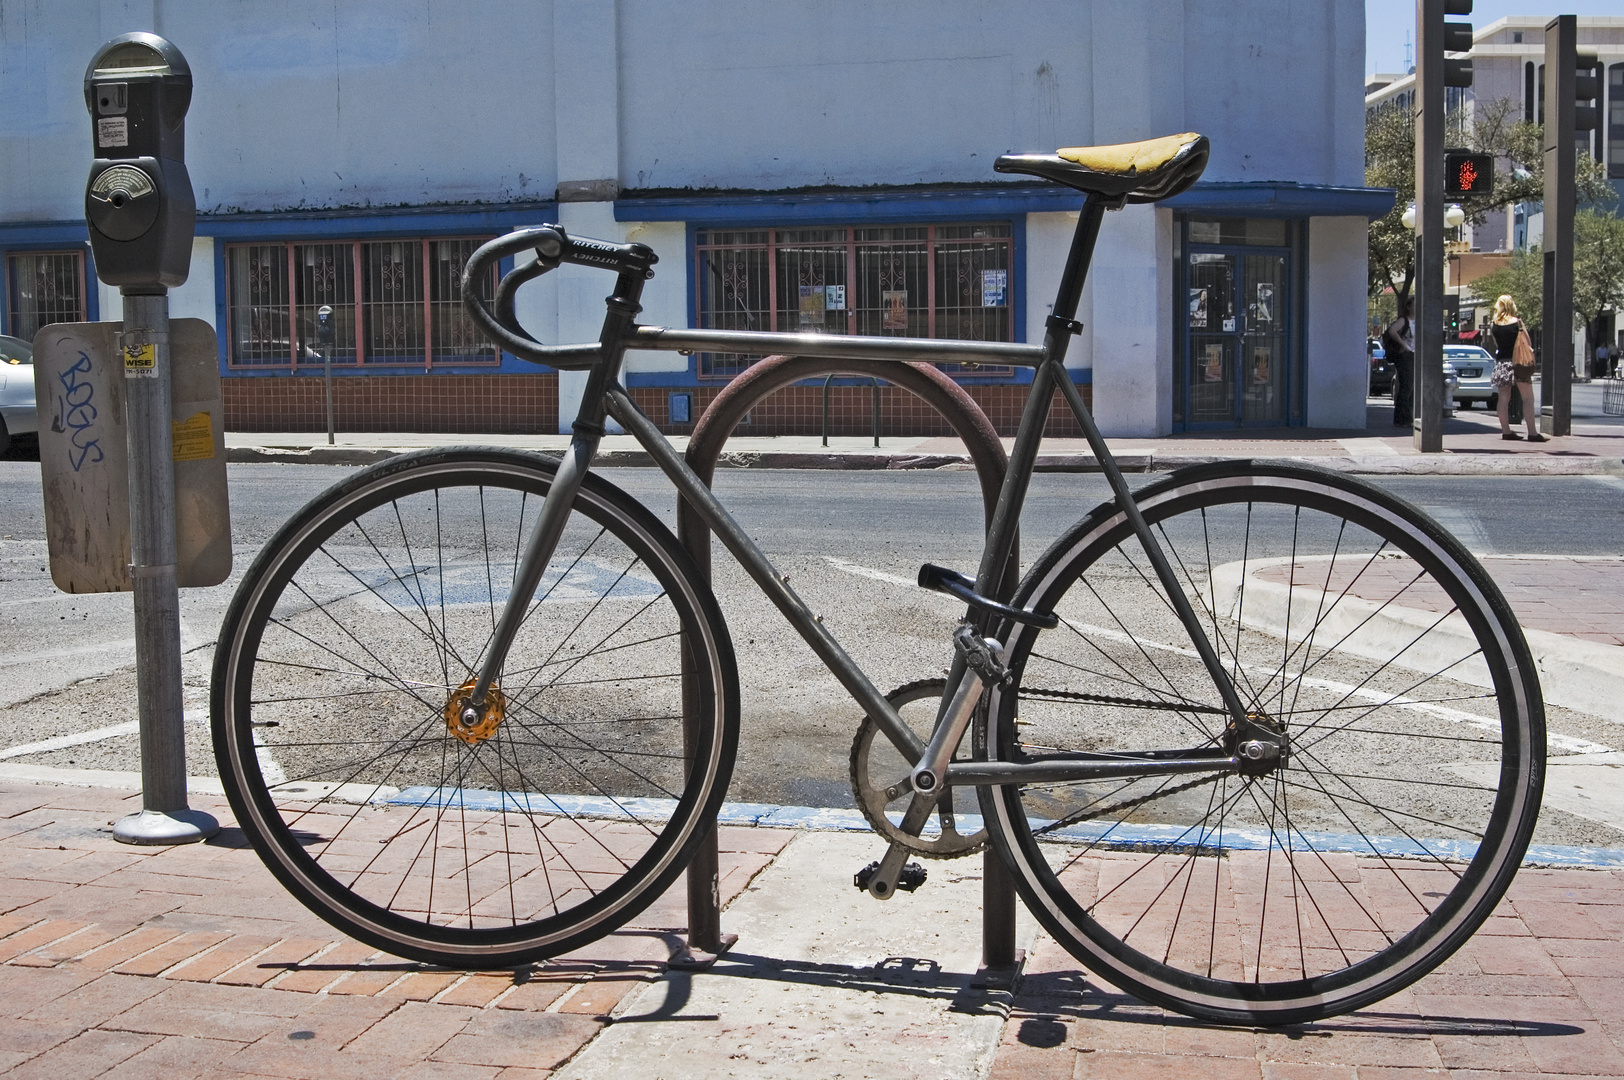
[[196, 202, 557, 241], [617, 184, 1079, 226], [614, 182, 1397, 226], [382, 787, 1624, 869], [1165, 182, 1397, 221], [0, 219, 91, 245]]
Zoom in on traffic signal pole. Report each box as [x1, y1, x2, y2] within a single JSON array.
[[1413, 0, 1448, 453], [1541, 15, 1584, 438]]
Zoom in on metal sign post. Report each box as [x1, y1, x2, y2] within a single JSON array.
[[84, 33, 217, 844], [318, 305, 335, 444]]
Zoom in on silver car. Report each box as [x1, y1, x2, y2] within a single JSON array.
[[0, 334, 35, 454], [1445, 344, 1496, 408]]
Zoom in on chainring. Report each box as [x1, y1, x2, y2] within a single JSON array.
[[848, 678, 988, 859]]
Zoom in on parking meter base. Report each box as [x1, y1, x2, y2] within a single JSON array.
[[113, 807, 219, 846]]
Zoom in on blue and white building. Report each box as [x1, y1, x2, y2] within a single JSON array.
[[1, 1, 1388, 436]]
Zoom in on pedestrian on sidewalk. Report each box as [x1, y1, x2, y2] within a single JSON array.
[[1489, 294, 1544, 442], [1384, 298, 1415, 427]]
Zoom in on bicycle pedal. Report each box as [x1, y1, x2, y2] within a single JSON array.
[[854, 860, 927, 893]]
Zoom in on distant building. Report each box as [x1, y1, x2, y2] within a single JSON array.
[[1364, 16, 1624, 357], [2, 2, 1387, 437], [1365, 15, 1624, 254]]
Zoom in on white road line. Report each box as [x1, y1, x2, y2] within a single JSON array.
[[822, 556, 925, 590], [0, 721, 140, 760]]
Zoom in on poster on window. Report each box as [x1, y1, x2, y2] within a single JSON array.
[[1254, 282, 1274, 325], [799, 285, 826, 314], [981, 269, 1007, 307], [1252, 346, 1271, 385], [882, 290, 908, 330], [825, 284, 846, 310], [1189, 288, 1208, 329], [1203, 343, 1224, 383]]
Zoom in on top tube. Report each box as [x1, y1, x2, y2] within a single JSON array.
[[625, 325, 1046, 369]]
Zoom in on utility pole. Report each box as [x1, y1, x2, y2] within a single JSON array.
[[1541, 16, 1599, 437], [1413, 0, 1473, 452]]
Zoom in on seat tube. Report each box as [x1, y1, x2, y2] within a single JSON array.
[[468, 260, 649, 708], [973, 197, 1109, 600]]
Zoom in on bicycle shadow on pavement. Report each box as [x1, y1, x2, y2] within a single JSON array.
[[613, 950, 1011, 1023]]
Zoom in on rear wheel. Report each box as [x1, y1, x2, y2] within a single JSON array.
[[979, 461, 1543, 1024], [213, 448, 739, 967]]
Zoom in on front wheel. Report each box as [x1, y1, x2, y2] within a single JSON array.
[[212, 448, 739, 967], [978, 461, 1544, 1025]]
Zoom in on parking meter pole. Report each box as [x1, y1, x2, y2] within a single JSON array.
[[112, 289, 218, 845]]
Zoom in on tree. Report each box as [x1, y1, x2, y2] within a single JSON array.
[[1365, 96, 1612, 308], [1468, 246, 1542, 333], [1472, 210, 1624, 359], [1573, 210, 1624, 366]]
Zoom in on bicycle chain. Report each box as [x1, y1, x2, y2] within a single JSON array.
[[1017, 685, 1229, 715], [1029, 771, 1226, 838]]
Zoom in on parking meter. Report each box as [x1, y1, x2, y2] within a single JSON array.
[[317, 305, 335, 347], [84, 33, 195, 288]]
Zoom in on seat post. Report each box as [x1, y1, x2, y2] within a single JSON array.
[[1043, 195, 1111, 368]]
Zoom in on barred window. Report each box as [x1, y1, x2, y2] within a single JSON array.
[[694, 223, 1013, 379], [226, 238, 495, 367], [6, 251, 87, 341]]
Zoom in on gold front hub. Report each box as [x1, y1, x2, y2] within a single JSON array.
[[445, 678, 504, 745]]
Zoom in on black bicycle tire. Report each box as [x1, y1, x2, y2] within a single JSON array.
[[978, 460, 1544, 1025], [212, 447, 739, 967]]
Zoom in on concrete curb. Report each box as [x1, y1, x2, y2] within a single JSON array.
[[225, 443, 1624, 475]]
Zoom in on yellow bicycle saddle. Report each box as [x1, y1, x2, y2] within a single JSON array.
[[995, 132, 1209, 203]]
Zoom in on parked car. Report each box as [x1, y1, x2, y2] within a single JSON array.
[[1444, 344, 1495, 409], [1368, 339, 1393, 395], [0, 334, 35, 455]]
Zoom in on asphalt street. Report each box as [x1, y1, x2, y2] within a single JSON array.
[[2, 461, 1622, 847]]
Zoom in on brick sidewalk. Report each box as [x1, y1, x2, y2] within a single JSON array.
[[6, 778, 1624, 1078], [0, 781, 786, 1078], [993, 865, 1624, 1080]]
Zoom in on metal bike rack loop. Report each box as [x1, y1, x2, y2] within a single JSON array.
[[821, 374, 882, 448], [673, 353, 1023, 980]]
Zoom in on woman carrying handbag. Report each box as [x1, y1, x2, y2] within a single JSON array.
[[1489, 295, 1545, 442]]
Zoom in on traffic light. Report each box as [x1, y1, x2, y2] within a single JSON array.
[[1444, 150, 1494, 197], [1573, 53, 1600, 131], [1443, 0, 1473, 87]]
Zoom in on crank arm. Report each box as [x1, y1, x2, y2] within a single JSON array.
[[865, 789, 939, 900]]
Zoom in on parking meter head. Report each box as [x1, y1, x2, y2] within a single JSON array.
[[83, 34, 196, 289], [316, 305, 335, 346]]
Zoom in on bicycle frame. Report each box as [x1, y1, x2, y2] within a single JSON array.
[[460, 194, 1252, 793]]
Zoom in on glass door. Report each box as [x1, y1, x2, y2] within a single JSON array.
[[1184, 246, 1290, 426], [1241, 253, 1287, 423], [1187, 253, 1238, 423]]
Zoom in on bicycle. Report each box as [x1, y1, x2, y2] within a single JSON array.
[[210, 132, 1546, 1025]]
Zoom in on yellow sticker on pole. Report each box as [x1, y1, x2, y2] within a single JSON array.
[[171, 411, 215, 462], [123, 342, 157, 378]]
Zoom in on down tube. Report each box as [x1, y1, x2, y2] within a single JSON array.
[[603, 385, 922, 760]]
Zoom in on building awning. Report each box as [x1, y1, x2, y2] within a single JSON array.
[[1163, 182, 1396, 220], [615, 181, 1398, 225]]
